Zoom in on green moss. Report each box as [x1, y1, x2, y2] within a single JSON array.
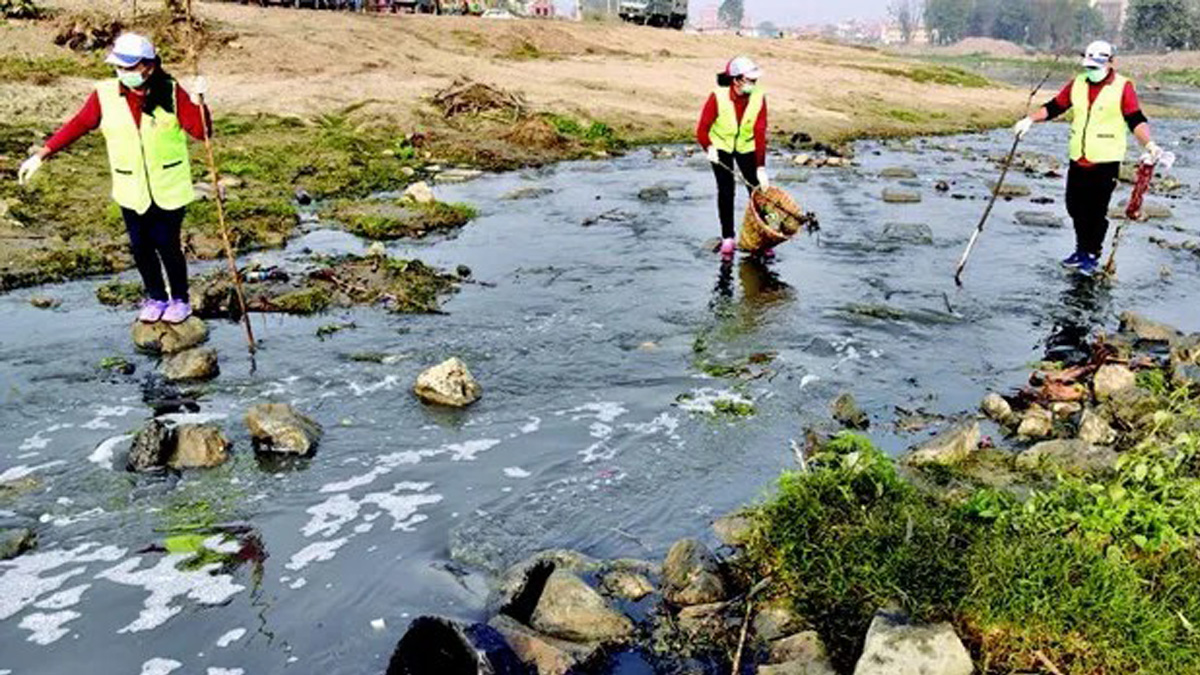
[[98, 355, 133, 374], [95, 280, 143, 306], [846, 63, 990, 88], [338, 201, 477, 240], [884, 108, 923, 123], [269, 287, 331, 315], [542, 113, 624, 150], [316, 321, 356, 340], [712, 398, 756, 417], [505, 40, 544, 61]]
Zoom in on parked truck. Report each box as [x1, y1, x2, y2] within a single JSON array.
[[618, 0, 686, 29]]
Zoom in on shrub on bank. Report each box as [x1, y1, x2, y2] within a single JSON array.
[[745, 382, 1200, 673]]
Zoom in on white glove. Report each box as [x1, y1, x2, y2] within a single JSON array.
[[17, 155, 42, 185], [191, 76, 208, 104], [706, 145, 720, 165], [1013, 117, 1033, 139], [1143, 141, 1164, 165], [756, 167, 770, 190]]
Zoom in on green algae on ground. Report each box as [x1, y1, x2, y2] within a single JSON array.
[[268, 286, 332, 315], [95, 280, 143, 306], [334, 200, 478, 241]]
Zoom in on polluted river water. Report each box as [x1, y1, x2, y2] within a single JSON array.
[[2, 119, 1200, 674]]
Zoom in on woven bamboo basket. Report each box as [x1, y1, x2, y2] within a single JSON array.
[[738, 187, 804, 252]]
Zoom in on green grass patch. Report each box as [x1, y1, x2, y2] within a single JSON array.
[[337, 201, 477, 241], [745, 384, 1200, 673], [542, 113, 623, 150], [268, 287, 331, 315], [0, 54, 110, 85], [1158, 69, 1200, 89], [847, 63, 991, 88]]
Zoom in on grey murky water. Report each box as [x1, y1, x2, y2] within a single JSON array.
[[2, 120, 1199, 674]]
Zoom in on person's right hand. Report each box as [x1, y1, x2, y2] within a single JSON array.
[[1013, 117, 1034, 139], [17, 155, 42, 185], [706, 145, 720, 165]]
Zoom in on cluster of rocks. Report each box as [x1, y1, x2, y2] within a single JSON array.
[[388, 526, 974, 675], [130, 316, 219, 382], [791, 154, 853, 169], [902, 312, 1200, 477]]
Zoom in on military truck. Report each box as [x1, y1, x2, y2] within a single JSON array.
[[618, 0, 687, 29]]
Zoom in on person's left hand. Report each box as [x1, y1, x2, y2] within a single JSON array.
[[756, 167, 770, 190], [191, 76, 208, 105], [1143, 141, 1164, 165]]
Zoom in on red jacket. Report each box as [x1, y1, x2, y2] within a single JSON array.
[[45, 82, 211, 157], [696, 89, 768, 167]]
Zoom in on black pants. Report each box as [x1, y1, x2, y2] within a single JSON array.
[[1065, 161, 1120, 257], [711, 150, 760, 239], [122, 204, 188, 302]]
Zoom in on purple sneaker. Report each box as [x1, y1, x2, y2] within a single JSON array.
[[138, 299, 168, 323], [719, 238, 737, 261], [161, 299, 192, 324]]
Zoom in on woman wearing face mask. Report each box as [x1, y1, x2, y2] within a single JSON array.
[[1011, 40, 1162, 277], [17, 33, 211, 323], [697, 56, 770, 262]]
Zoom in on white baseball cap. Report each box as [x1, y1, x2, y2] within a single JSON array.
[[1081, 40, 1114, 69], [105, 33, 156, 68], [726, 56, 763, 80]]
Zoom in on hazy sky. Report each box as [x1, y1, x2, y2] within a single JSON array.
[[721, 0, 892, 25]]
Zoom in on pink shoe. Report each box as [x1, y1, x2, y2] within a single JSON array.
[[719, 238, 736, 261], [161, 299, 192, 324], [138, 299, 168, 323], [762, 248, 776, 260]]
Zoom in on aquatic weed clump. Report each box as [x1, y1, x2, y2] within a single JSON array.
[[744, 402, 1200, 673]]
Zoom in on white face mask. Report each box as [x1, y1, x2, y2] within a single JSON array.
[[117, 69, 146, 89]]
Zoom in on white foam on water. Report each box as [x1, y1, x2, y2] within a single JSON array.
[[623, 412, 681, 439], [33, 583, 90, 610], [675, 388, 754, 415], [202, 536, 242, 555], [503, 467, 531, 478], [301, 495, 361, 538], [563, 402, 628, 423], [362, 484, 443, 531], [0, 461, 65, 483], [319, 450, 429, 493], [589, 422, 613, 439], [318, 467, 390, 494], [579, 440, 615, 464], [158, 412, 229, 426], [41, 507, 106, 528], [140, 658, 183, 675], [216, 627, 247, 648], [446, 439, 501, 462], [97, 405, 136, 418], [799, 374, 820, 389], [348, 375, 401, 397], [288, 578, 307, 590], [520, 416, 542, 434], [285, 538, 348, 572], [208, 669, 244, 675], [18, 609, 80, 644], [19, 432, 51, 452], [95, 554, 246, 633], [0, 543, 125, 621]]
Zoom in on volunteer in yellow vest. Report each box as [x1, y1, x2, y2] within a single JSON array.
[[697, 56, 770, 262], [17, 33, 212, 323], [1012, 40, 1162, 276]]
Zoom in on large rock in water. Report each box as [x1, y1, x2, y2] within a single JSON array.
[[761, 631, 837, 675], [882, 188, 922, 204], [1014, 211, 1064, 228], [160, 347, 220, 382], [1017, 405, 1053, 440], [127, 419, 172, 472], [1119, 311, 1181, 344], [903, 421, 979, 467], [131, 317, 209, 355], [488, 614, 601, 675], [980, 393, 1013, 424], [245, 403, 323, 454], [831, 392, 869, 429], [879, 223, 934, 247], [1078, 408, 1117, 446], [169, 424, 230, 469], [414, 357, 482, 408], [599, 569, 655, 601], [385, 616, 524, 675], [0, 527, 36, 560], [662, 538, 728, 606], [529, 570, 634, 643], [753, 599, 807, 642], [853, 609, 972, 675]]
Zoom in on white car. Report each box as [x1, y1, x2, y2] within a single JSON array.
[[481, 8, 515, 19]]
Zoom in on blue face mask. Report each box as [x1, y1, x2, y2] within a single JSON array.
[[1085, 67, 1109, 84], [117, 70, 146, 89]]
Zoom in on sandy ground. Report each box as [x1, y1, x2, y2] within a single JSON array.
[[1, 0, 1029, 141]]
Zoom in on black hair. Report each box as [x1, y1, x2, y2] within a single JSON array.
[[716, 72, 732, 87], [141, 57, 176, 117]]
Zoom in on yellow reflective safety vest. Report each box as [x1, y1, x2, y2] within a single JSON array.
[[1068, 73, 1129, 164], [96, 79, 195, 215], [709, 86, 765, 154]]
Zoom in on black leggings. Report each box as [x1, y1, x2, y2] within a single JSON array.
[[122, 204, 188, 302], [711, 150, 760, 239], [1065, 161, 1120, 256]]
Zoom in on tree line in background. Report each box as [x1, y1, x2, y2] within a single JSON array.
[[894, 0, 1200, 52]]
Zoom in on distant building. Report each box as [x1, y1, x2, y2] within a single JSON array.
[[880, 19, 928, 45], [524, 0, 555, 17]]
